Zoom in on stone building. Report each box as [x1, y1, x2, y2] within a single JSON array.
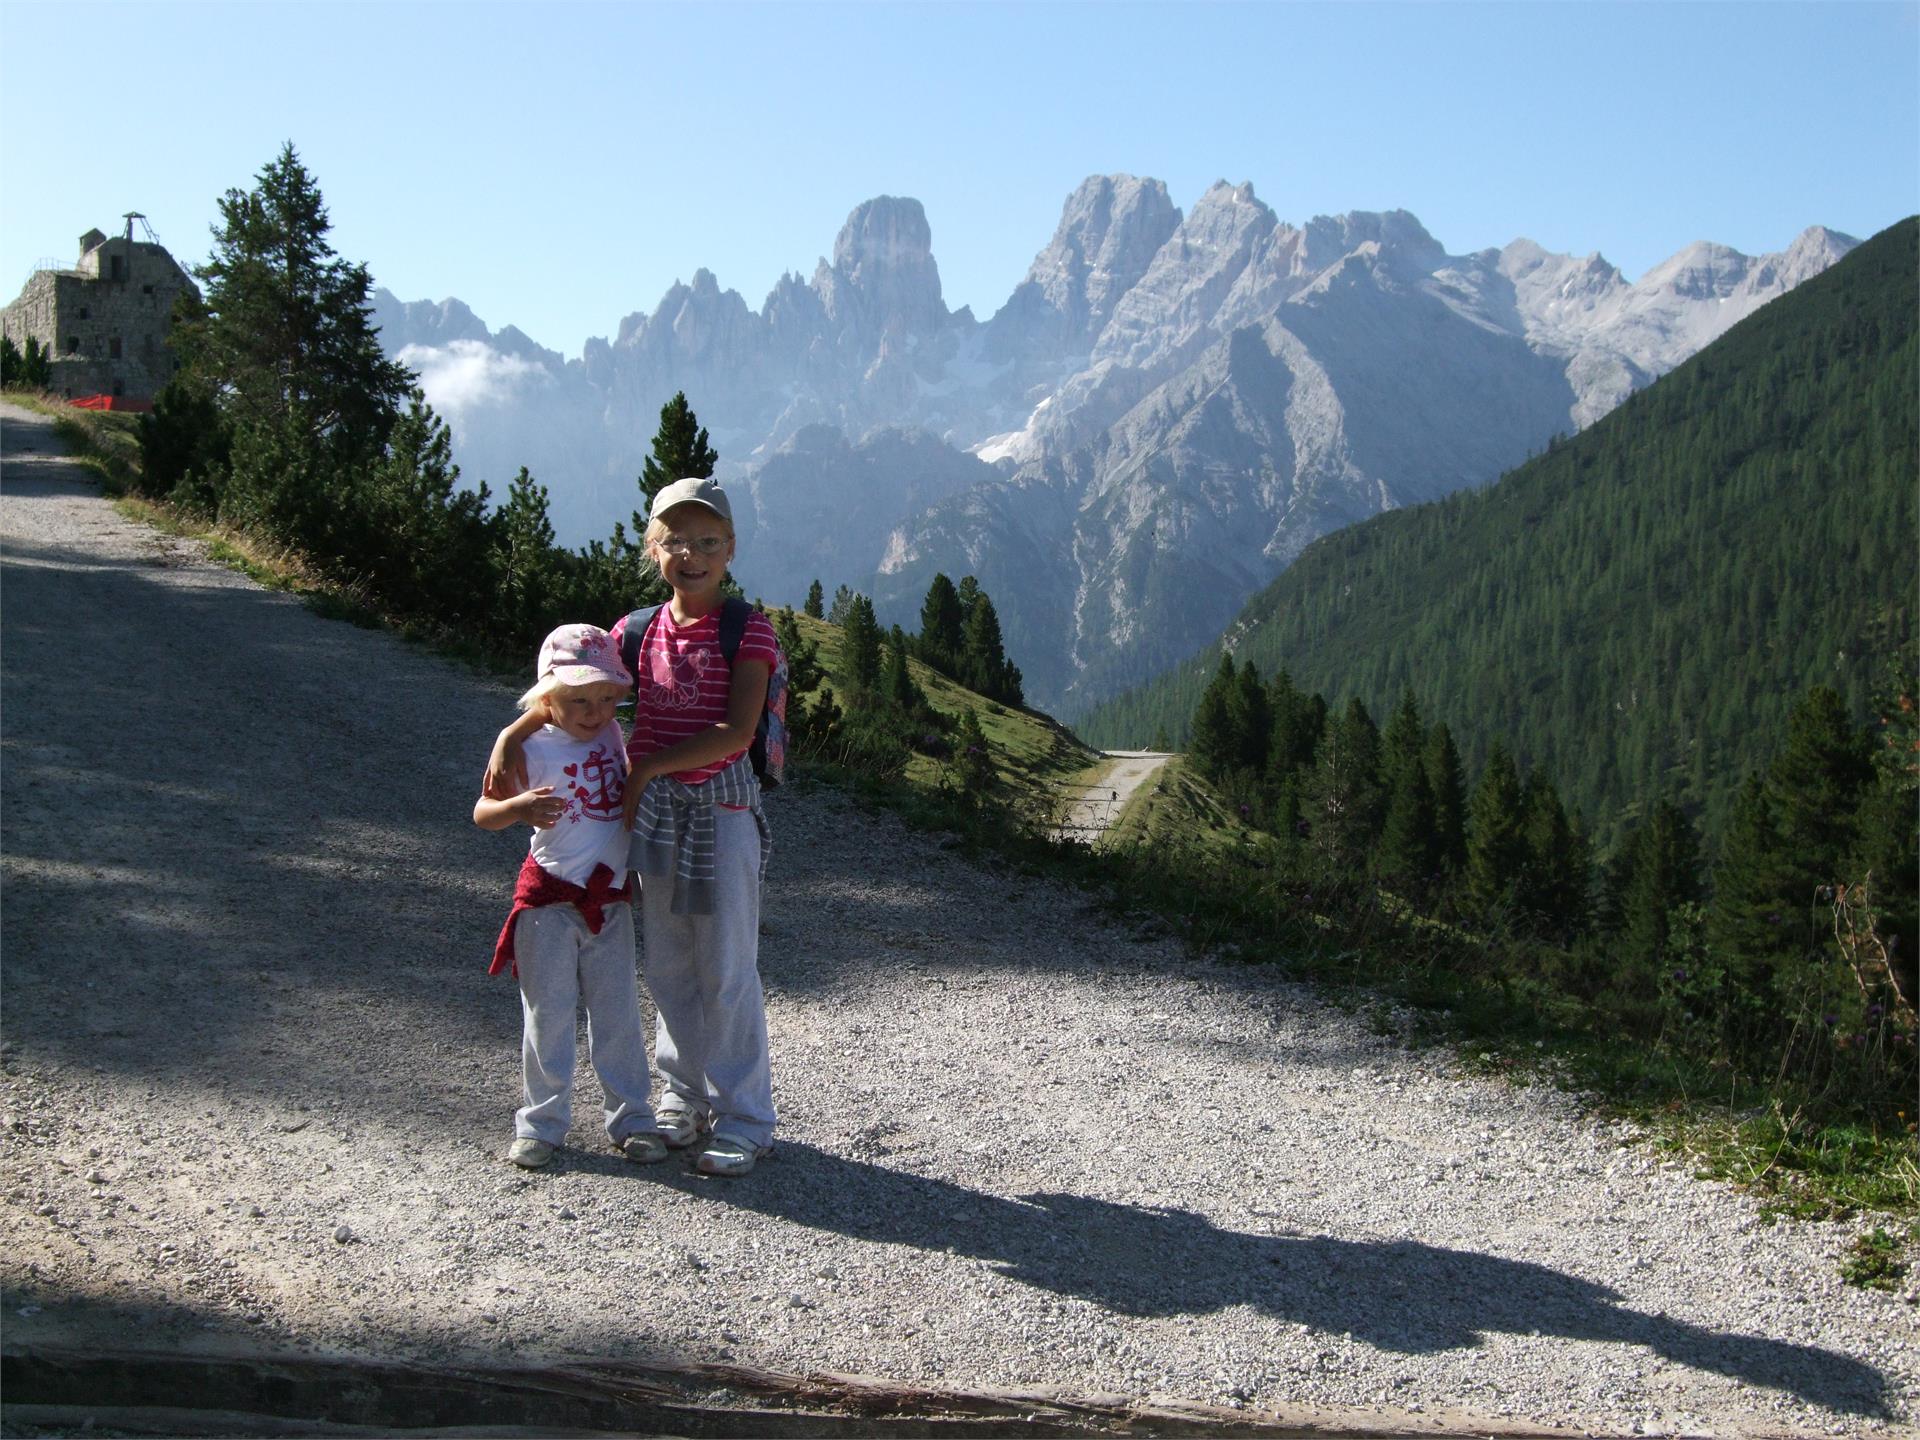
[[1, 215, 199, 407]]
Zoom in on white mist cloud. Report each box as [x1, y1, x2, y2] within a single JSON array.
[[399, 340, 549, 421]]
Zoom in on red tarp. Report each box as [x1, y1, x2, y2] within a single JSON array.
[[67, 395, 153, 413]]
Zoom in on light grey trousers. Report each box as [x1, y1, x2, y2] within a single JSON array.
[[513, 900, 655, 1146], [641, 806, 777, 1148]]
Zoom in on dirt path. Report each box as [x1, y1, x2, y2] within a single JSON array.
[[2, 401, 1913, 1437], [1053, 752, 1173, 843]]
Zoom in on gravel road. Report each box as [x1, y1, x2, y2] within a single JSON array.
[[1054, 752, 1171, 843], [1, 400, 1914, 1437]]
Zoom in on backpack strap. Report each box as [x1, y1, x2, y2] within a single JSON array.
[[716, 595, 750, 665], [617, 605, 662, 692]]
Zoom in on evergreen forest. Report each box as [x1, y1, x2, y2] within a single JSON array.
[[1079, 218, 1918, 852]]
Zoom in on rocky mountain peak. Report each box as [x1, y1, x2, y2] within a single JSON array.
[[819, 195, 948, 336]]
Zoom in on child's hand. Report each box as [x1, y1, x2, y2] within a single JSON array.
[[485, 734, 529, 799], [513, 786, 566, 830], [621, 766, 650, 830]]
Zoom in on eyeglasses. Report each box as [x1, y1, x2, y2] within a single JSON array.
[[656, 534, 728, 557]]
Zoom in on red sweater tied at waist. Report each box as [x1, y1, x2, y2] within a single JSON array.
[[490, 854, 632, 977]]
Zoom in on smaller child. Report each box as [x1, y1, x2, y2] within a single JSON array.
[[473, 624, 667, 1170]]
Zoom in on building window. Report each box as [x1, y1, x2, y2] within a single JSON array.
[[110, 256, 126, 281], [64, 336, 79, 354], [77, 306, 90, 319], [142, 284, 154, 296], [112, 380, 124, 397]]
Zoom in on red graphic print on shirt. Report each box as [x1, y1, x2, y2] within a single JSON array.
[[561, 743, 624, 824]]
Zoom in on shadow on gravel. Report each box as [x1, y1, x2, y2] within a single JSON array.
[[1, 532, 527, 1129], [716, 1143, 1892, 1420]]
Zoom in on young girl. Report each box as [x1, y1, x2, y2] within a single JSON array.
[[474, 624, 667, 1170], [488, 478, 778, 1178]]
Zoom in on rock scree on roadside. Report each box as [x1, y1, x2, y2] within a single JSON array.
[[1, 399, 1914, 1437]]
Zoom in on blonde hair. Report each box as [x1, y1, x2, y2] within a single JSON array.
[[516, 674, 625, 715], [516, 674, 567, 714], [643, 504, 735, 578]]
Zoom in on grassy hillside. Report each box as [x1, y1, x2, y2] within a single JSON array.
[[1079, 218, 1918, 848], [765, 608, 1104, 818]]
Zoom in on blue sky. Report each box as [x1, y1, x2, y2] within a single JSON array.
[[3, 1, 1915, 356]]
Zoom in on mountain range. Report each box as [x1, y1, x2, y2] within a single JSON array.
[[1078, 217, 1917, 847], [370, 176, 1855, 716]]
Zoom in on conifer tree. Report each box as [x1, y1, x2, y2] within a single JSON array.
[[1189, 655, 1239, 782], [492, 467, 560, 650], [185, 142, 413, 460], [1424, 723, 1469, 878], [1465, 742, 1528, 919], [950, 706, 994, 799], [773, 606, 831, 753], [804, 579, 825, 619], [961, 590, 1022, 705], [841, 594, 883, 691], [1229, 661, 1271, 776], [918, 573, 966, 676], [637, 391, 717, 519], [1377, 757, 1440, 894], [1309, 698, 1385, 868], [1707, 772, 1799, 1025], [883, 624, 926, 716], [1770, 685, 1875, 892], [827, 584, 855, 625], [1380, 689, 1426, 791], [1615, 799, 1703, 975], [1518, 771, 1588, 940]]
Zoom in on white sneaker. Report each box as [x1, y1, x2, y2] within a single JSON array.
[[507, 1137, 554, 1169], [695, 1136, 770, 1178], [655, 1107, 711, 1150]]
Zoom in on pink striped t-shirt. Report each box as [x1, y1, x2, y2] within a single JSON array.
[[613, 605, 778, 785]]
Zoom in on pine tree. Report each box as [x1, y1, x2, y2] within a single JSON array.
[[883, 624, 926, 715], [773, 607, 830, 753], [1229, 661, 1271, 776], [1376, 756, 1440, 895], [184, 142, 413, 461], [1465, 741, 1528, 919], [1380, 689, 1426, 791], [1616, 799, 1703, 975], [950, 707, 994, 799], [842, 594, 883, 691], [827, 584, 855, 625], [1424, 723, 1469, 878], [1707, 772, 1800, 1032], [804, 579, 824, 619], [491, 467, 560, 651], [1770, 685, 1875, 893], [961, 590, 1021, 705], [1308, 697, 1384, 868], [1518, 771, 1588, 940], [20, 334, 49, 389], [637, 391, 717, 521], [1188, 655, 1239, 782], [918, 573, 966, 676]]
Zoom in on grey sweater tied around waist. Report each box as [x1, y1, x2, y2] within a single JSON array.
[[627, 756, 771, 915]]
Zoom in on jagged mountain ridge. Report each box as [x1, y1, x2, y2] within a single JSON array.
[[370, 177, 1854, 715]]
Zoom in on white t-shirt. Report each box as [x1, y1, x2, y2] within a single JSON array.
[[524, 721, 629, 886]]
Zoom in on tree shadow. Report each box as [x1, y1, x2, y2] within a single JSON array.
[[713, 1142, 1891, 1419]]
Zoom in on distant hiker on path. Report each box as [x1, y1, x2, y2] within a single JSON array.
[[489, 478, 780, 1178], [474, 624, 665, 1171]]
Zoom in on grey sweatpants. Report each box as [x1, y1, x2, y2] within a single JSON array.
[[513, 901, 655, 1145], [641, 807, 777, 1148]]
